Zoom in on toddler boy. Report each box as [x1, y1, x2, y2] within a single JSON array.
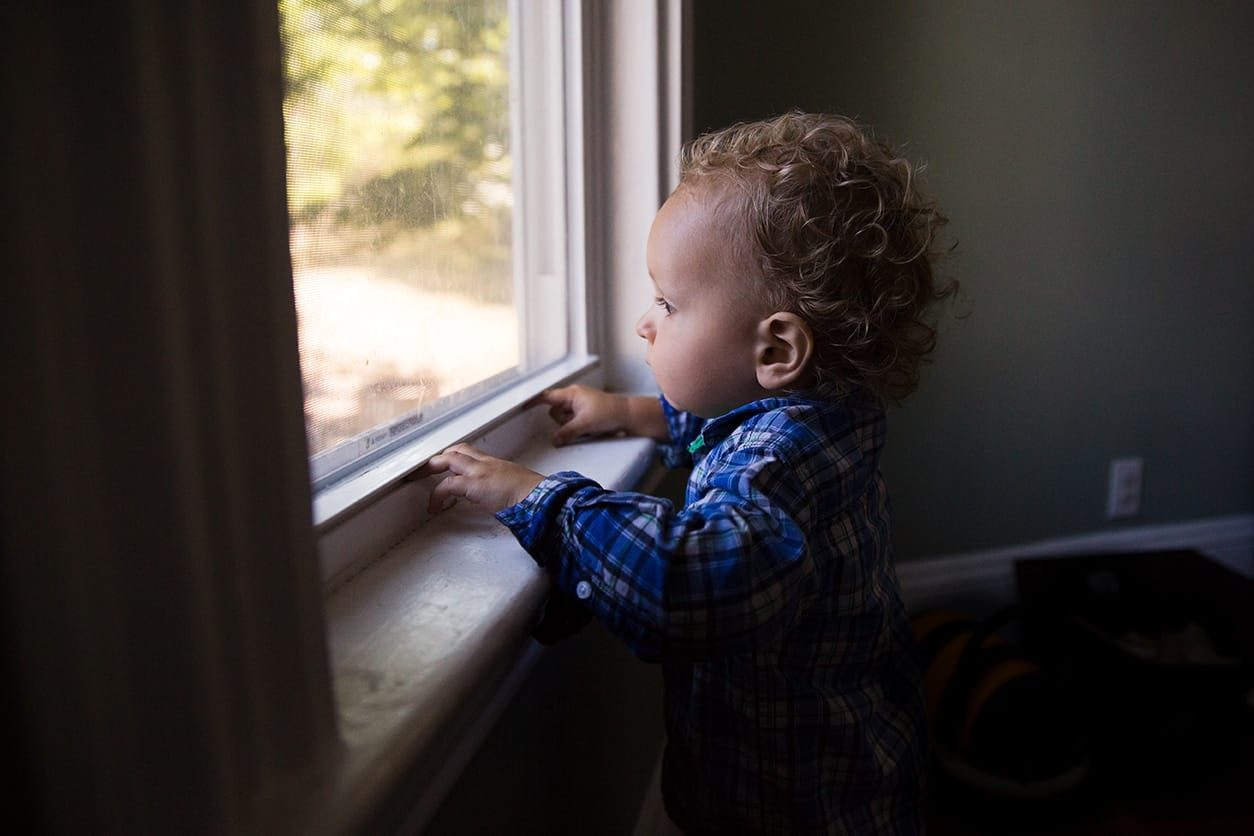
[[426, 111, 954, 835]]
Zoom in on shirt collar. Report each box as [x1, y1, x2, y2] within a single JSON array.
[[688, 391, 880, 462], [688, 395, 808, 461]]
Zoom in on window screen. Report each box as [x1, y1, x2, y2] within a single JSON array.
[[280, 0, 520, 470]]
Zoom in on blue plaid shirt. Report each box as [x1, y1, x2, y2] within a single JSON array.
[[498, 395, 926, 834]]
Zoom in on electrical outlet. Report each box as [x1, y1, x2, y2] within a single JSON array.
[[1106, 457, 1143, 519]]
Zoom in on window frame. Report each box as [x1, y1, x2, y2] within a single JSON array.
[[313, 354, 595, 537], [296, 0, 596, 532]]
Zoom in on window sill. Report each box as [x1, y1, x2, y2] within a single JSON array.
[[312, 355, 600, 531], [314, 413, 661, 834]]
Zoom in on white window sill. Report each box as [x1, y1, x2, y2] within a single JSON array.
[[312, 355, 601, 531], [315, 408, 661, 833]]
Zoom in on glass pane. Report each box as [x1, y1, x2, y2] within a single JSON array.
[[279, 0, 516, 459]]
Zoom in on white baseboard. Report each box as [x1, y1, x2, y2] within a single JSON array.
[[895, 514, 1254, 616]]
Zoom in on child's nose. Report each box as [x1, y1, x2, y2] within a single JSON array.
[[635, 308, 655, 342]]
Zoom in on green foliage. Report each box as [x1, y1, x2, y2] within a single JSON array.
[[279, 0, 511, 242]]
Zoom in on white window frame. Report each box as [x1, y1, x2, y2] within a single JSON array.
[[305, 0, 596, 532]]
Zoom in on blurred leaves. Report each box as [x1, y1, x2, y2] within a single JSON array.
[[279, 0, 510, 240]]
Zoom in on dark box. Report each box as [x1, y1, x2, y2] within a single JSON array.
[[1015, 549, 1253, 784]]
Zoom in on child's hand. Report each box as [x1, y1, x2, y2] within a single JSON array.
[[423, 443, 545, 515], [533, 384, 628, 446]]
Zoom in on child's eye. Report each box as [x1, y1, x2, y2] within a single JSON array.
[[654, 297, 675, 315]]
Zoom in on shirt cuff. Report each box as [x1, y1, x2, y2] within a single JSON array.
[[495, 471, 599, 565]]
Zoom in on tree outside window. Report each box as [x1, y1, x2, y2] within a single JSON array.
[[280, 0, 515, 457]]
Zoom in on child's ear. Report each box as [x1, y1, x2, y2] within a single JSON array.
[[755, 312, 813, 391]]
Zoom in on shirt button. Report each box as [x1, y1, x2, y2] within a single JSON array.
[[575, 580, 593, 600]]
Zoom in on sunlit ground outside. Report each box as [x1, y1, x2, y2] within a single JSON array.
[[293, 250, 517, 456], [280, 0, 515, 457]]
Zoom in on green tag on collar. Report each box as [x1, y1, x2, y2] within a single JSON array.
[[687, 434, 706, 455]]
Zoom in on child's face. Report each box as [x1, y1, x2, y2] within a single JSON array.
[[636, 187, 769, 418]]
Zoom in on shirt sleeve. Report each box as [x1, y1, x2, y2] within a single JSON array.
[[496, 440, 815, 663]]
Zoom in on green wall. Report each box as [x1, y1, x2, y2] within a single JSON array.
[[692, 0, 1254, 558]]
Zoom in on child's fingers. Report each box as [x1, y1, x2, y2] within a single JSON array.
[[426, 473, 465, 515], [426, 446, 495, 479], [441, 442, 491, 461], [423, 445, 502, 513], [421, 445, 490, 491], [534, 387, 578, 423], [421, 453, 456, 477], [525, 387, 567, 410], [533, 386, 572, 407], [426, 453, 492, 511], [552, 422, 584, 447], [423, 446, 543, 515]]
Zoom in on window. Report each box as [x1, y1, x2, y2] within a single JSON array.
[[6, 0, 685, 829], [279, 0, 585, 524]]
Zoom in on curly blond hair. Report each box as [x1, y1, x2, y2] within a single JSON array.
[[679, 111, 956, 403]]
